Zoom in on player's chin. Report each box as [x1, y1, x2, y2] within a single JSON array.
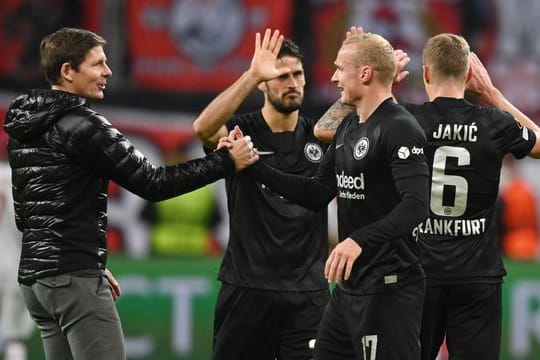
[[285, 98, 302, 109]]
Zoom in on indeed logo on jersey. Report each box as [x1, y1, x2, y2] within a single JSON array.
[[336, 171, 366, 200], [397, 146, 424, 159]]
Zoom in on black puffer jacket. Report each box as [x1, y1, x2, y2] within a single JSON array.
[[4, 89, 235, 285]]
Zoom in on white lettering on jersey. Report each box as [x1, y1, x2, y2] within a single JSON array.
[[412, 217, 487, 237], [336, 171, 364, 190], [433, 123, 478, 142], [411, 146, 424, 155], [336, 171, 366, 200], [361, 335, 378, 360]]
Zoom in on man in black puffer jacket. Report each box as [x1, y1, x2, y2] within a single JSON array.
[[2, 27, 258, 360]]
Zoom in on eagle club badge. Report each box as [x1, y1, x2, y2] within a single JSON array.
[[353, 137, 369, 160], [304, 143, 323, 163]]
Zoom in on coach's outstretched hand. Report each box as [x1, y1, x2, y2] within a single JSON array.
[[217, 126, 259, 171]]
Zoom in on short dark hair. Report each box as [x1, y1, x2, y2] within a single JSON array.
[[278, 38, 303, 61], [40, 27, 107, 85]]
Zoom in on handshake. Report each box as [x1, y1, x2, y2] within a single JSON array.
[[217, 125, 260, 171]]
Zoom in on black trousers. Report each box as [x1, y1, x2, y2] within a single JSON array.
[[213, 283, 329, 360], [420, 283, 502, 360], [314, 280, 425, 360]]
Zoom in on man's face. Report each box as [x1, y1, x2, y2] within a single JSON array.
[[331, 45, 362, 105], [70, 46, 112, 100], [264, 55, 305, 114]]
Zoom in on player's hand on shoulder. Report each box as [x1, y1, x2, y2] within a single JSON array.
[[325, 238, 362, 283]]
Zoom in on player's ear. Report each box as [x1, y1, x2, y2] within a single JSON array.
[[466, 66, 473, 83], [359, 65, 372, 83], [423, 65, 430, 84]]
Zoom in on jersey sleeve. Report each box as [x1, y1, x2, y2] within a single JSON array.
[[385, 113, 430, 180], [497, 111, 536, 159], [249, 144, 337, 211]]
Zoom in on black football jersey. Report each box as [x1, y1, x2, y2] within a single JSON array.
[[249, 100, 430, 294], [218, 111, 329, 291], [332, 99, 429, 294], [405, 98, 536, 285]]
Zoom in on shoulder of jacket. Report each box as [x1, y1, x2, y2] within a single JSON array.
[[55, 107, 111, 136]]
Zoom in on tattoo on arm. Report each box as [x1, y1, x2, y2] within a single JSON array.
[[316, 100, 354, 129]]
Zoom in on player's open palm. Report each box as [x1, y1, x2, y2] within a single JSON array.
[[249, 29, 288, 82], [466, 52, 494, 99], [325, 238, 362, 283]]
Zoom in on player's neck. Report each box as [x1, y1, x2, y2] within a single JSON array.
[[261, 106, 299, 132], [427, 82, 465, 101], [355, 87, 392, 123]]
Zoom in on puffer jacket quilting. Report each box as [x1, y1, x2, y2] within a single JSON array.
[[4, 89, 235, 285]]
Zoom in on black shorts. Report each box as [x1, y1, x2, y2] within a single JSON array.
[[420, 283, 502, 360], [213, 283, 329, 360], [314, 280, 425, 360]]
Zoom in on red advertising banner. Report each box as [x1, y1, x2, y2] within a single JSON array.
[[127, 0, 293, 92]]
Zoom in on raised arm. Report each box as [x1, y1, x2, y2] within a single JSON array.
[[467, 52, 540, 158], [192, 29, 287, 148], [314, 100, 355, 143]]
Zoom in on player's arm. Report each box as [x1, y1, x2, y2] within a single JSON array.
[[467, 52, 540, 158], [349, 174, 429, 245], [249, 144, 337, 211], [325, 173, 428, 283], [313, 100, 355, 143], [193, 29, 287, 148]]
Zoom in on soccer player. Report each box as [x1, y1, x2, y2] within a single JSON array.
[[192, 29, 330, 359], [407, 34, 540, 360], [247, 32, 430, 360], [313, 32, 540, 360]]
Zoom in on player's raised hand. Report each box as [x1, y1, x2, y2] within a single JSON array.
[[248, 29, 287, 82], [346, 26, 364, 38], [394, 49, 410, 84], [325, 238, 362, 283], [466, 52, 495, 98]]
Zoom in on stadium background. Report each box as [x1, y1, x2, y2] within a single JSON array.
[[1, 0, 540, 359]]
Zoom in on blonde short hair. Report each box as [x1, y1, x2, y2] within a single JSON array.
[[342, 33, 396, 85], [422, 33, 470, 81]]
